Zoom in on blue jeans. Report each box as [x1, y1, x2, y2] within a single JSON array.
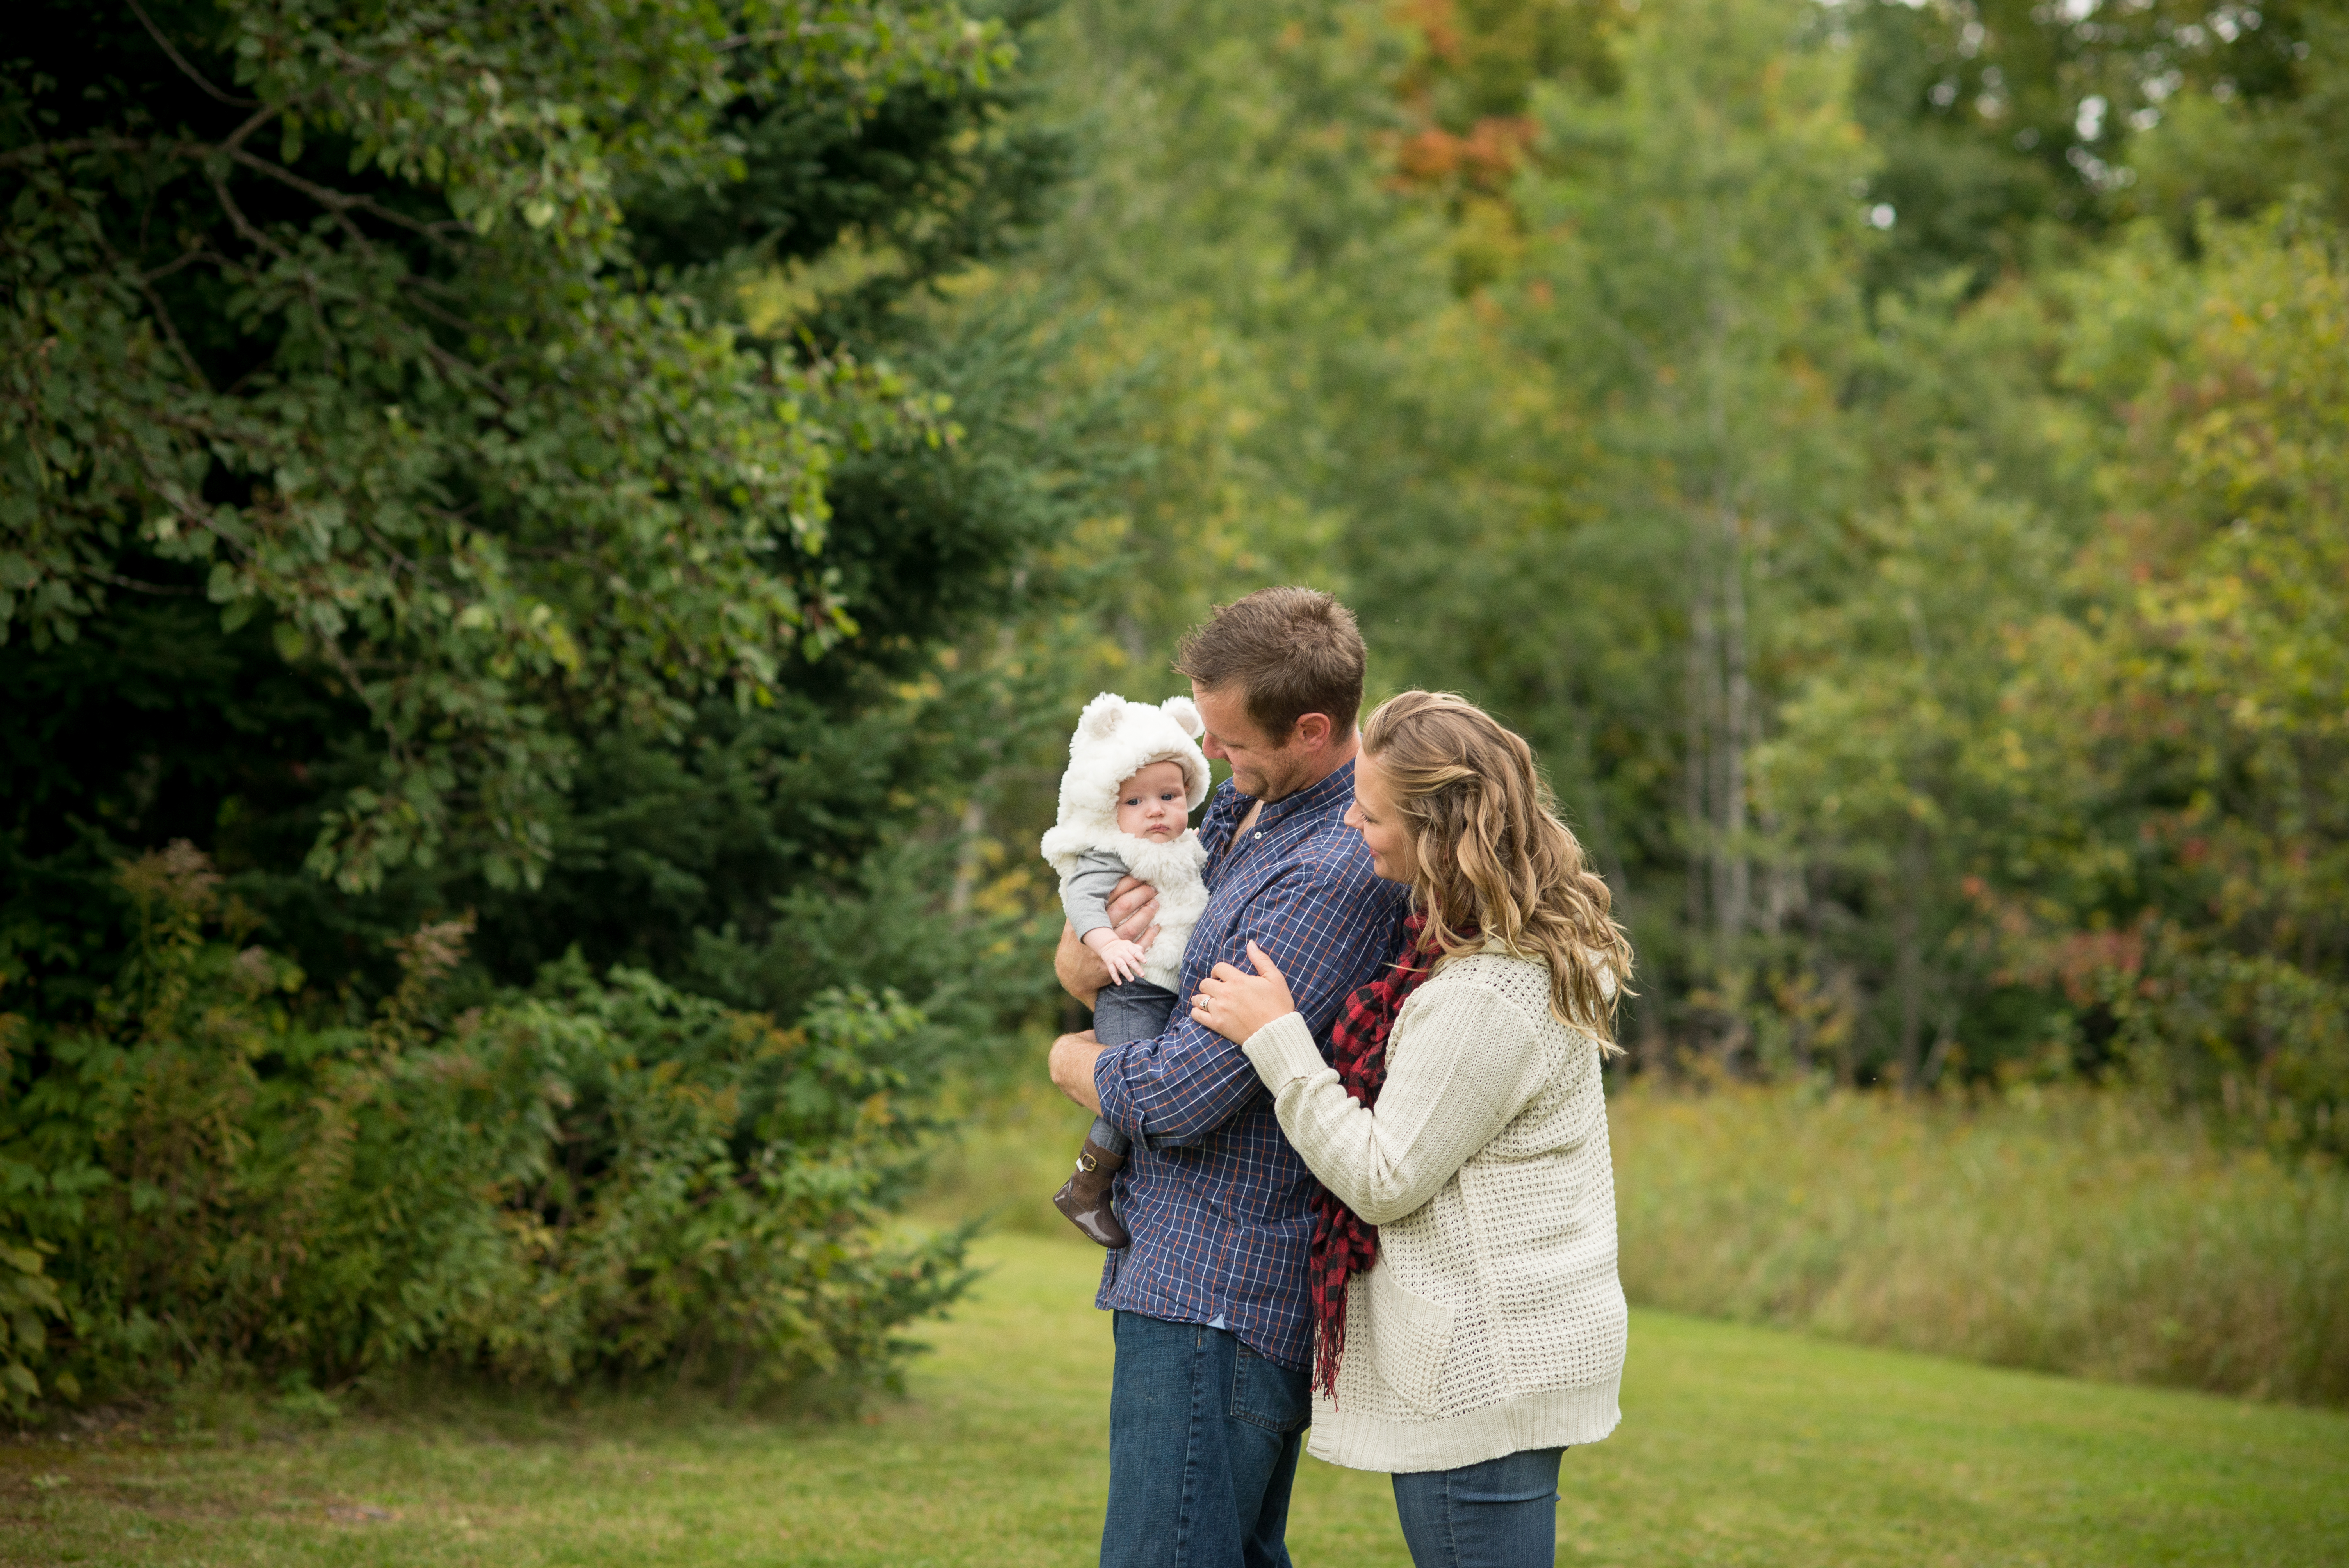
[[1102, 1311, 1311, 1568], [1390, 1447, 1565, 1568]]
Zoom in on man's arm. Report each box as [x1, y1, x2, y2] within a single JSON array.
[[1055, 875, 1160, 1007], [1091, 866, 1404, 1147], [1050, 1031, 1105, 1115]]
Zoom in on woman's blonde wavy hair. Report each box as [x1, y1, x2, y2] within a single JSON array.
[[1361, 690, 1633, 1048]]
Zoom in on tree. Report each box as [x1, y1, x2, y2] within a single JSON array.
[[1990, 210, 2349, 1146], [2, 0, 1095, 1050], [3, 0, 1003, 890], [0, 0, 1107, 1408], [1844, 0, 2344, 294], [1371, 0, 1873, 1055]]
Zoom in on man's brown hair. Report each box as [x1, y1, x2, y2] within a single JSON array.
[[1173, 586, 1366, 741]]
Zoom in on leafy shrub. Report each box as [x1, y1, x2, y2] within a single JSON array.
[[0, 1235, 65, 1411], [1611, 1080, 2349, 1406], [0, 845, 971, 1412]]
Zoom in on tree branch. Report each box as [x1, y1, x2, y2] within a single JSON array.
[[217, 98, 292, 160], [0, 135, 200, 167], [92, 229, 214, 391], [133, 272, 214, 392], [125, 0, 260, 108], [86, 567, 201, 597], [228, 148, 455, 248], [397, 274, 479, 333], [126, 0, 262, 109], [205, 162, 289, 261], [138, 246, 216, 286]]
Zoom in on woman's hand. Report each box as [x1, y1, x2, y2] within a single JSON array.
[[1191, 941, 1299, 1044]]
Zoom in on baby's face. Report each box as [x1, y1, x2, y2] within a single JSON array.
[[1116, 760, 1189, 841]]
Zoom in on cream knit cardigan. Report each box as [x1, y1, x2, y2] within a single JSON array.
[[1240, 947, 1626, 1474]]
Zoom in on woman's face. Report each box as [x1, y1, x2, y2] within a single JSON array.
[[1344, 753, 1414, 884]]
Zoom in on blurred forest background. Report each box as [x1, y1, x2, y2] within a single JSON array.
[[2, 0, 2344, 1420]]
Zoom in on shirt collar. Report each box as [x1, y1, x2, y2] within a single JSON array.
[[1237, 754, 1357, 829]]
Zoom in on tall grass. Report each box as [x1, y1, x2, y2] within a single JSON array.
[[919, 1074, 2349, 1406], [1609, 1082, 2349, 1405]]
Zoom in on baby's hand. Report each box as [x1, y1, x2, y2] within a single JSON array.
[[1085, 928, 1152, 985], [1102, 937, 1152, 985]]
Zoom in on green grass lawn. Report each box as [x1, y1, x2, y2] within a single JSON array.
[[5, 1230, 2344, 1567]]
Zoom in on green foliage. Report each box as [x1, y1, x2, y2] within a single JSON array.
[[1482, 0, 1873, 997], [1844, 0, 2346, 289], [10, 0, 2348, 1422], [0, 2, 1092, 1421], [1757, 207, 2349, 1134], [0, 0, 1009, 895], [0, 843, 971, 1411], [1011, 0, 2349, 1157], [1989, 210, 2349, 1144], [0, 1235, 67, 1411], [1, 0, 1094, 1041], [0, 0, 1107, 1423], [1012, 0, 1445, 670]]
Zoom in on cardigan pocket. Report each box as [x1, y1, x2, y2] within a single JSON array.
[[1364, 1261, 1454, 1416]]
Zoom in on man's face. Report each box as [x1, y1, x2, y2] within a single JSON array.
[[1192, 682, 1310, 802]]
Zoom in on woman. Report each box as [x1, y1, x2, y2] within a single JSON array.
[[1190, 689, 1632, 1568]]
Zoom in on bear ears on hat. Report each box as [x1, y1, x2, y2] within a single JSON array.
[[1077, 692, 1204, 742]]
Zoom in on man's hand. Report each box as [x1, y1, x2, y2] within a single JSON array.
[[1055, 875, 1161, 1005], [1050, 1028, 1106, 1115]]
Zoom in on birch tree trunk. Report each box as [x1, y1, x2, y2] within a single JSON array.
[[1895, 827, 1927, 1094], [1718, 499, 1752, 958]]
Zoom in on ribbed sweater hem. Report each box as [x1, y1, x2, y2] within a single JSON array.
[[1305, 1377, 1623, 1474]]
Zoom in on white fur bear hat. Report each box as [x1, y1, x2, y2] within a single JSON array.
[[1039, 692, 1212, 864]]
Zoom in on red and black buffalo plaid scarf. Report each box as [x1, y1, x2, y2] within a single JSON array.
[[1308, 911, 1469, 1399]]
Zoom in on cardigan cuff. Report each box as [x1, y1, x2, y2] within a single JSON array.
[[1240, 1011, 1329, 1091]]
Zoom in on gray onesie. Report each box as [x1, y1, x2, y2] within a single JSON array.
[[1060, 847, 1140, 940]]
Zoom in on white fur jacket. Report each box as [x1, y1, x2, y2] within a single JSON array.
[[1039, 693, 1214, 994]]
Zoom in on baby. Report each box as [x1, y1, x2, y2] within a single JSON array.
[[1039, 692, 1212, 1247]]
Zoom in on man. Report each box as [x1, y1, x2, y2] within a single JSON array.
[[1048, 587, 1411, 1568]]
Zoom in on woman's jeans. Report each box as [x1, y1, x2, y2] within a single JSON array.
[[1390, 1447, 1565, 1568], [1086, 979, 1178, 1158]]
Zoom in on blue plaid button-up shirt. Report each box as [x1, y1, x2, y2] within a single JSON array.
[[1091, 756, 1411, 1371]]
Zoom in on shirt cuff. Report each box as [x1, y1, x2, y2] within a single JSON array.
[[1069, 911, 1111, 941], [1239, 1012, 1328, 1094]]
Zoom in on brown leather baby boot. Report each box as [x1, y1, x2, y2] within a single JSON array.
[[1053, 1137, 1130, 1249]]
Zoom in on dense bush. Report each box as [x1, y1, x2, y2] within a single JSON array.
[[0, 845, 970, 1412], [0, 0, 1092, 1418], [1611, 1081, 2349, 1406]]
